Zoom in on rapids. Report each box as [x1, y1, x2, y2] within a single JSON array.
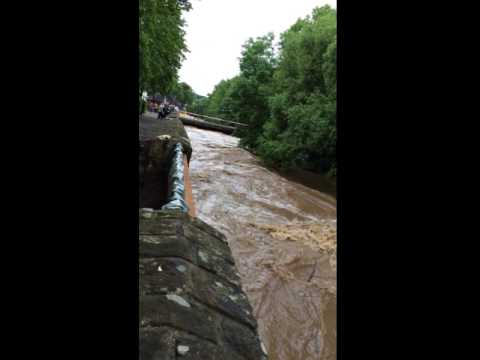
[[185, 126, 336, 360]]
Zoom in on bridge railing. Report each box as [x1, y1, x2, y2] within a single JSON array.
[[180, 111, 248, 127]]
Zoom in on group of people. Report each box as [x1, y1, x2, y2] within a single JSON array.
[[147, 100, 180, 119]]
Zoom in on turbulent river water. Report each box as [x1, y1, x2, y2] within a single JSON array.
[[185, 126, 337, 360]]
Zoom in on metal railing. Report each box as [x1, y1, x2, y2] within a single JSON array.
[[180, 111, 248, 127]]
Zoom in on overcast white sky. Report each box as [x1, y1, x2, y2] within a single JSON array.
[[179, 0, 337, 96]]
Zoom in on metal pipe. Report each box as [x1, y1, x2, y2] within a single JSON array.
[[161, 143, 189, 213]]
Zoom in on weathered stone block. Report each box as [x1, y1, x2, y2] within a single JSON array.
[[220, 318, 267, 360], [138, 188, 266, 359], [183, 222, 233, 261], [196, 247, 242, 287], [139, 327, 176, 360], [191, 269, 257, 330], [141, 294, 218, 342], [173, 335, 221, 359], [140, 258, 190, 296], [139, 235, 195, 262]]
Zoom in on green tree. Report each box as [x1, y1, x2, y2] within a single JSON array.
[[205, 79, 235, 117], [139, 0, 191, 97], [195, 5, 337, 176], [170, 82, 195, 107], [259, 5, 337, 175], [228, 34, 277, 148], [189, 93, 208, 114]]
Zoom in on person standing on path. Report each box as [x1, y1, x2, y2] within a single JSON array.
[[158, 102, 165, 119]]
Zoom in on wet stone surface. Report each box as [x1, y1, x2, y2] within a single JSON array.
[[139, 209, 266, 359], [139, 114, 192, 210], [139, 113, 192, 161], [140, 327, 176, 360]]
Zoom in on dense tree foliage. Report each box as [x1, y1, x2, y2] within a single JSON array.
[[170, 82, 194, 106], [261, 6, 336, 175], [199, 6, 336, 176], [162, 81, 208, 113], [139, 0, 191, 96], [202, 34, 276, 146], [188, 93, 208, 113]]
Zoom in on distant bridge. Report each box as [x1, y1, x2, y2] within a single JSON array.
[[178, 111, 247, 135]]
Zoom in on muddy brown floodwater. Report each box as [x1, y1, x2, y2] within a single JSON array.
[[185, 126, 337, 360]]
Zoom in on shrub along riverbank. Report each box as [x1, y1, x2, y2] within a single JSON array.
[[197, 6, 337, 177]]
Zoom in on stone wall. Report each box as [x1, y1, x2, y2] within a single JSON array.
[[139, 114, 192, 211], [139, 210, 267, 360], [139, 113, 267, 359]]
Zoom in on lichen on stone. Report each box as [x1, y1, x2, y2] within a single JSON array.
[[198, 250, 209, 262], [177, 345, 190, 355], [261, 341, 268, 355], [166, 294, 191, 308], [228, 294, 239, 302], [176, 264, 187, 273]]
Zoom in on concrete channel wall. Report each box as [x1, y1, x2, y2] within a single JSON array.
[[139, 113, 267, 359]]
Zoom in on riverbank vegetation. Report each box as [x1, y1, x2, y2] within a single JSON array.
[[195, 6, 337, 177], [139, 3, 336, 177]]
